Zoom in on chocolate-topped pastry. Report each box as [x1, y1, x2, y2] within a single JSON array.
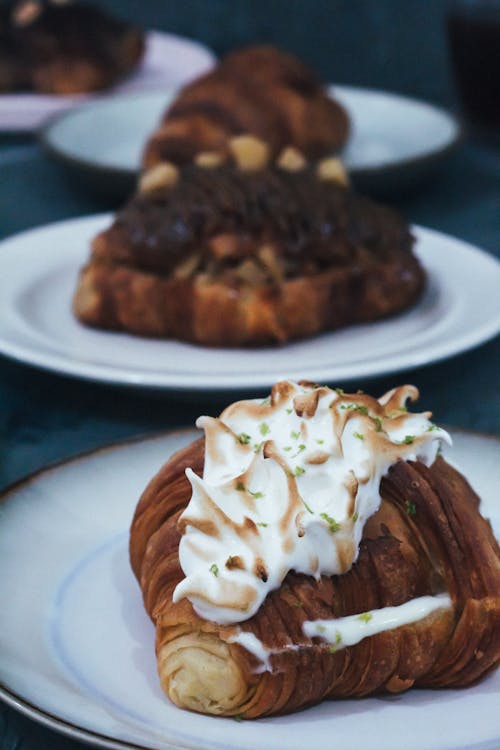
[[143, 45, 350, 168], [73, 139, 425, 347], [0, 0, 144, 94]]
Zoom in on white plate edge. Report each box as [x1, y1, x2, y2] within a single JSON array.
[[0, 216, 498, 390]]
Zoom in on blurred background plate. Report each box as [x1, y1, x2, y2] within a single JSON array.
[[0, 31, 215, 132], [332, 86, 461, 194], [0, 214, 498, 391], [40, 85, 461, 199]]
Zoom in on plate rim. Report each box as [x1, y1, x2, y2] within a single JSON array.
[[0, 427, 498, 750], [39, 90, 169, 181], [38, 84, 462, 179], [329, 84, 462, 176]]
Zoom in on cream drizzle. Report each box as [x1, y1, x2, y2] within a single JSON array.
[[228, 594, 452, 671], [173, 381, 450, 625], [303, 593, 452, 648]]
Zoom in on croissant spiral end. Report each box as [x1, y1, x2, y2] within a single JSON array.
[[158, 632, 254, 715]]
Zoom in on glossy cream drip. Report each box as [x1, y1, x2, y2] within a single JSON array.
[[227, 594, 452, 671], [303, 593, 452, 648], [227, 630, 300, 674], [173, 381, 450, 624]]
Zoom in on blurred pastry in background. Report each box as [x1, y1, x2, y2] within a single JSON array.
[[143, 45, 350, 169], [73, 44, 425, 347], [73, 142, 424, 347], [0, 0, 144, 94]]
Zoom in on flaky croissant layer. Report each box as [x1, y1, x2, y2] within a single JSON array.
[[130, 438, 500, 717]]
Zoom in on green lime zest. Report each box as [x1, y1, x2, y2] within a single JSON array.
[[406, 500, 417, 516], [402, 435, 415, 444], [358, 612, 372, 623], [320, 512, 341, 533]]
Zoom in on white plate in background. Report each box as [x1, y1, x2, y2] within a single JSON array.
[[0, 429, 498, 750], [40, 86, 460, 196], [0, 214, 498, 390], [0, 31, 215, 131]]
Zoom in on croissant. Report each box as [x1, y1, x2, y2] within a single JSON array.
[[73, 149, 424, 345], [0, 1, 144, 95], [142, 45, 349, 169], [130, 382, 500, 718]]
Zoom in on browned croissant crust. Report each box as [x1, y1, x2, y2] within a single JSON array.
[[73, 158, 424, 346], [142, 45, 349, 169], [130, 437, 500, 718], [0, 1, 144, 94]]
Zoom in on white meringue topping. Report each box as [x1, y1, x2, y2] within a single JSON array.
[[173, 381, 450, 625]]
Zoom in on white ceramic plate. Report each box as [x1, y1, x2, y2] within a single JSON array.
[[332, 86, 459, 171], [0, 214, 499, 390], [40, 85, 460, 196], [0, 430, 499, 750], [0, 31, 215, 132]]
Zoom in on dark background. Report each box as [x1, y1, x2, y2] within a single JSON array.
[[103, 0, 457, 106]]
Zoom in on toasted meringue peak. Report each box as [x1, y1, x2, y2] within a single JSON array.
[[173, 381, 450, 624]]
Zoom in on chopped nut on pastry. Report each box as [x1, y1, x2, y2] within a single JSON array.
[[129, 382, 500, 717], [277, 146, 307, 171], [228, 134, 270, 171], [194, 151, 226, 169], [317, 156, 349, 186], [139, 162, 179, 193]]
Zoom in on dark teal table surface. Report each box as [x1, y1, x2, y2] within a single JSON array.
[[1, 1, 499, 747]]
